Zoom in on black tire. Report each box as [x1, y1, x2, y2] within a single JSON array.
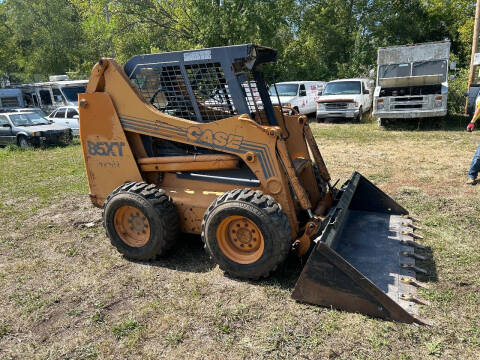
[[202, 189, 292, 279], [18, 136, 29, 149], [103, 182, 179, 260], [356, 107, 363, 123]]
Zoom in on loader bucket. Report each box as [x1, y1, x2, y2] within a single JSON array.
[[292, 172, 429, 325]]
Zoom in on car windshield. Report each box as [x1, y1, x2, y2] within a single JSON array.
[[61, 86, 86, 102], [10, 113, 49, 126], [323, 81, 361, 95], [269, 84, 299, 97]]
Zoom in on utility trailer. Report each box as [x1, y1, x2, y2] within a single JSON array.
[[373, 41, 452, 126]]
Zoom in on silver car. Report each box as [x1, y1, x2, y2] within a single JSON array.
[[0, 112, 72, 148]]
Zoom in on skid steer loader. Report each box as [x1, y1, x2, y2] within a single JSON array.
[[79, 44, 429, 324]]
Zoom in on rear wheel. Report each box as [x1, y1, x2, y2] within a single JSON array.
[[103, 182, 179, 260], [202, 189, 292, 279]]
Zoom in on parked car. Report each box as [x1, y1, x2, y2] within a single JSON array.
[[269, 81, 326, 115], [46, 106, 79, 136], [0, 112, 72, 148], [316, 78, 373, 122]]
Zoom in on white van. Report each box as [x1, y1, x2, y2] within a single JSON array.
[[316, 78, 373, 122], [269, 81, 326, 115]]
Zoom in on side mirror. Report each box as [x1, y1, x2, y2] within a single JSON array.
[[317, 91, 323, 96], [449, 74, 456, 80], [299, 90, 307, 97], [369, 69, 376, 78], [450, 62, 457, 71]]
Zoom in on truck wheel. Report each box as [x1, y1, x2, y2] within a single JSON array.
[[18, 136, 29, 149], [202, 189, 292, 279], [103, 182, 179, 260], [356, 107, 363, 122]]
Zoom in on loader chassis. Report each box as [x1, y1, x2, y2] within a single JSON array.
[[79, 44, 429, 324]]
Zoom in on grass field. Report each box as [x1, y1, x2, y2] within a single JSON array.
[[1, 119, 480, 359]]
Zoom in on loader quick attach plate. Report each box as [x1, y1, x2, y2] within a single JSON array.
[[292, 172, 429, 325]]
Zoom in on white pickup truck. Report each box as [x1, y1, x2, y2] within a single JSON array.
[[269, 81, 326, 115], [316, 78, 373, 122]]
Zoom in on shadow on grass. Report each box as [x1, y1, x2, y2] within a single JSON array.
[[317, 113, 471, 132], [416, 245, 438, 283], [149, 234, 216, 273], [377, 113, 469, 132], [140, 233, 437, 297]]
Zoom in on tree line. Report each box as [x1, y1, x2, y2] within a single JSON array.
[[0, 0, 476, 87]]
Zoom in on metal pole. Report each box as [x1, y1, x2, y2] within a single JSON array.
[[466, 0, 480, 114]]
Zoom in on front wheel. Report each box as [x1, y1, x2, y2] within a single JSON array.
[[18, 136, 29, 149], [356, 107, 363, 123], [202, 189, 292, 279]]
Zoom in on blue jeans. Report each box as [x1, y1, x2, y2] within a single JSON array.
[[468, 141, 480, 179]]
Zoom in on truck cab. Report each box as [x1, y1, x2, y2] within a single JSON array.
[[373, 41, 451, 126], [316, 78, 373, 122], [269, 81, 326, 115], [18, 77, 88, 112]]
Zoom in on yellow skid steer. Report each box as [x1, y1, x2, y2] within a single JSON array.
[[79, 44, 428, 324]]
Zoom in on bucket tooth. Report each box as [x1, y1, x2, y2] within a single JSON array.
[[401, 251, 426, 261], [403, 215, 420, 223], [401, 231, 424, 240], [401, 263, 428, 275], [402, 222, 423, 231], [400, 276, 430, 289], [400, 239, 426, 249], [401, 294, 431, 306]]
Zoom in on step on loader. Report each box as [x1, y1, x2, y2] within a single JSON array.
[[79, 44, 429, 324]]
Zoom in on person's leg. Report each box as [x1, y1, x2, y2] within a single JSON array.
[[468, 142, 480, 181]]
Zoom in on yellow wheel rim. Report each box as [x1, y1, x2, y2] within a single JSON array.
[[216, 216, 264, 264], [114, 205, 150, 247]]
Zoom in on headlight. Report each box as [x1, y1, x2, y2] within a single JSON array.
[[434, 96, 443, 108], [317, 103, 325, 110], [31, 132, 42, 137], [348, 102, 356, 109]]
